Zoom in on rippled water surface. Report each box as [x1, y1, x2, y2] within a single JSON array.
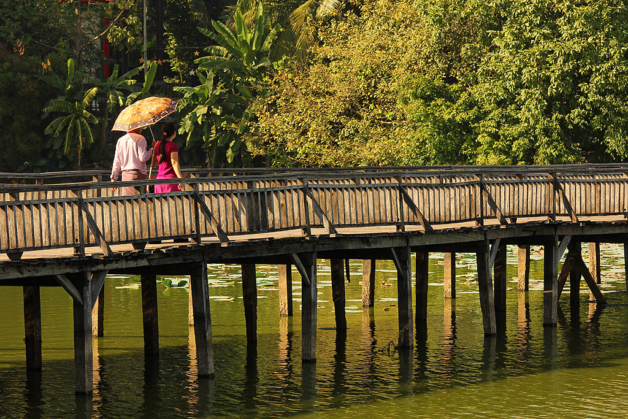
[[1, 244, 628, 418]]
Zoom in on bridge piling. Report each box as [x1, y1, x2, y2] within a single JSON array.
[[393, 247, 412, 348], [190, 261, 214, 377], [415, 252, 429, 324], [494, 245, 508, 313], [569, 241, 582, 318], [330, 259, 347, 330], [278, 264, 293, 316], [444, 253, 456, 299], [544, 236, 559, 326], [73, 273, 93, 394], [141, 272, 159, 357], [517, 245, 530, 291], [588, 242, 601, 284], [23, 285, 42, 371], [92, 288, 105, 337], [242, 264, 257, 343], [624, 242, 628, 294], [362, 260, 376, 307], [298, 252, 317, 362], [476, 248, 497, 335]]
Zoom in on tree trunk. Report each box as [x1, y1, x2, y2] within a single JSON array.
[[75, 0, 82, 64]]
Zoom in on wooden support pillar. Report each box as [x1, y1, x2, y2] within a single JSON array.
[[190, 261, 214, 377], [188, 289, 194, 326], [588, 242, 601, 284], [278, 264, 293, 317], [299, 252, 318, 362], [362, 259, 376, 307], [570, 242, 582, 310], [415, 252, 429, 322], [494, 245, 508, 312], [23, 286, 42, 371], [624, 242, 628, 295], [444, 252, 456, 299], [141, 272, 159, 357], [393, 247, 413, 348], [517, 245, 530, 291], [92, 287, 105, 337], [242, 264, 257, 343], [544, 236, 559, 327], [476, 249, 496, 335], [73, 275, 93, 394], [330, 259, 347, 330]]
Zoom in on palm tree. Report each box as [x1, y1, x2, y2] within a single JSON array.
[[93, 65, 141, 155], [43, 87, 99, 168], [226, 0, 341, 59]]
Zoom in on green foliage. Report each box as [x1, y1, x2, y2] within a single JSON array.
[[0, 45, 50, 172], [43, 87, 99, 168], [251, 0, 628, 166], [176, 4, 280, 166]]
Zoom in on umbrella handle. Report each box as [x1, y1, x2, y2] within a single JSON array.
[[148, 126, 156, 181]]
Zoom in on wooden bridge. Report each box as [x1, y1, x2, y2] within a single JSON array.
[[2, 164, 628, 394]]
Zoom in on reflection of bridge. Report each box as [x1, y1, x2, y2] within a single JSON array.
[[1, 164, 627, 394]]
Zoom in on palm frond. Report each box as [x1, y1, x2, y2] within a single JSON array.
[[200, 26, 242, 58], [79, 118, 94, 144], [290, 0, 316, 38], [316, 0, 340, 18], [82, 87, 99, 108]]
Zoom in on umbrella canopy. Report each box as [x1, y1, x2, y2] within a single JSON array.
[[112, 97, 178, 131]]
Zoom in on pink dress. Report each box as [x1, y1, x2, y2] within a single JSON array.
[[155, 141, 180, 193]]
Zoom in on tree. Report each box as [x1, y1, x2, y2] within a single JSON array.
[[43, 87, 99, 168], [176, 4, 280, 165]]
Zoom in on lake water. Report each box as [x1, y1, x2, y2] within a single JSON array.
[[1, 244, 628, 418]]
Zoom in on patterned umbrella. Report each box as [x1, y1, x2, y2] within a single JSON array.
[[112, 97, 178, 131]]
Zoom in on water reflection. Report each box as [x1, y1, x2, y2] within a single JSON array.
[[2, 254, 628, 417]]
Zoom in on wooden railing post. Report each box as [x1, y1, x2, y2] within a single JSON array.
[[76, 190, 86, 256], [397, 175, 405, 232], [301, 177, 312, 236]]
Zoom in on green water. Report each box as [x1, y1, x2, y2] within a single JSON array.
[[1, 245, 628, 418]]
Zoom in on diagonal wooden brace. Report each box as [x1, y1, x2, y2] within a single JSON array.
[[193, 191, 230, 243], [390, 247, 408, 282], [489, 239, 502, 267], [554, 178, 579, 223], [80, 200, 112, 256], [55, 274, 84, 306], [303, 188, 337, 235], [573, 255, 607, 305], [481, 184, 508, 225], [399, 187, 433, 232], [90, 270, 108, 309], [291, 253, 311, 287]]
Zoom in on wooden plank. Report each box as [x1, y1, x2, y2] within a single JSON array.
[[190, 260, 215, 377], [278, 264, 293, 316], [444, 252, 455, 299], [23, 285, 42, 371], [242, 264, 257, 342], [362, 259, 376, 307], [330, 259, 347, 330], [141, 272, 159, 357]]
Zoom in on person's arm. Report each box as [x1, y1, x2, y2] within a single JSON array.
[[111, 141, 121, 181], [137, 137, 153, 163], [170, 151, 183, 178]]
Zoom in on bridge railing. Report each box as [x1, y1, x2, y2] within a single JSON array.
[[1, 166, 627, 256]]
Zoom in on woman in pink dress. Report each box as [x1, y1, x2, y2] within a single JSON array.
[[154, 122, 183, 193]]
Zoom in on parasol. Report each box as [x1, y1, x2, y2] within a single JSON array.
[[112, 97, 178, 131]]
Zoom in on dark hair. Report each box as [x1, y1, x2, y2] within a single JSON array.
[[157, 122, 176, 163]]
